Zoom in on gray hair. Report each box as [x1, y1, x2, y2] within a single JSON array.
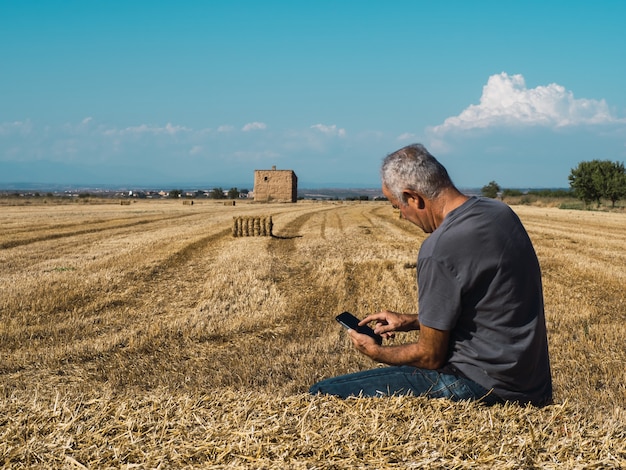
[[381, 144, 455, 204]]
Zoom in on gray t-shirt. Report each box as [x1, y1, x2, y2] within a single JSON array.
[[418, 197, 552, 405]]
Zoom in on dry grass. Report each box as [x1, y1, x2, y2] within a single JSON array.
[[0, 199, 625, 468]]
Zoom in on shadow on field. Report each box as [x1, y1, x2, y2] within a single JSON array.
[[270, 234, 303, 240]]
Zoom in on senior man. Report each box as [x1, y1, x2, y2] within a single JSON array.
[[310, 144, 552, 406]]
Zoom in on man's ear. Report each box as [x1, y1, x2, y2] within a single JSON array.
[[403, 189, 426, 209]]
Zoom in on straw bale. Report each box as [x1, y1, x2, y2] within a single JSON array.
[[1, 389, 624, 469], [233, 216, 273, 237]]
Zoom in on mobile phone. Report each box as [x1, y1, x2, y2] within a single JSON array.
[[335, 311, 382, 345]]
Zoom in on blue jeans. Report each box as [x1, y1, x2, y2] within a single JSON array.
[[309, 366, 502, 405]]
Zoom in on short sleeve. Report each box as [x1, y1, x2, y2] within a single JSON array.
[[417, 257, 462, 331]]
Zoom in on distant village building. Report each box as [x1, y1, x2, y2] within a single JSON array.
[[253, 166, 297, 203]]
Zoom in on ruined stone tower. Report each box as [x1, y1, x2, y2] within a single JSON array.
[[253, 166, 298, 203]]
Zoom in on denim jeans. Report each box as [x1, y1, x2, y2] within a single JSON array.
[[309, 366, 502, 405]]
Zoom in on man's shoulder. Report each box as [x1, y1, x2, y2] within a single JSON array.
[[466, 196, 509, 211], [454, 196, 519, 225], [422, 197, 520, 257], [437, 196, 505, 229]]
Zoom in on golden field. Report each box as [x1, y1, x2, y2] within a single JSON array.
[[0, 198, 624, 469]]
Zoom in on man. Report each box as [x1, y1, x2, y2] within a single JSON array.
[[310, 144, 552, 406]]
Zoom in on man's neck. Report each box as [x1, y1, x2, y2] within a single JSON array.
[[435, 188, 470, 226]]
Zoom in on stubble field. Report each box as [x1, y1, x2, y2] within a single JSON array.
[[0, 198, 624, 468]]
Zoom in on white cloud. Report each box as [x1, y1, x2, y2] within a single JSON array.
[[217, 125, 234, 132], [242, 122, 267, 132], [114, 122, 191, 136], [82, 117, 93, 125], [310, 124, 346, 137], [164, 122, 188, 134], [0, 120, 33, 136], [431, 72, 619, 135], [397, 132, 417, 141], [123, 124, 152, 135], [189, 145, 203, 155]]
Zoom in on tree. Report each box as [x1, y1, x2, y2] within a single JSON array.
[[227, 187, 240, 199], [481, 181, 501, 199], [209, 188, 225, 199], [604, 161, 626, 208], [502, 189, 523, 198], [169, 189, 182, 199], [569, 160, 626, 207]]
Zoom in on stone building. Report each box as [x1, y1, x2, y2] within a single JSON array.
[[253, 166, 298, 203]]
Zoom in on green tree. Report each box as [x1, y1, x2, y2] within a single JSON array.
[[209, 187, 225, 199], [227, 187, 240, 199], [502, 188, 523, 198], [569, 160, 626, 207], [481, 181, 501, 198], [169, 189, 182, 199], [603, 161, 626, 208]]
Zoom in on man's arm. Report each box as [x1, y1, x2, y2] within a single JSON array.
[[359, 310, 421, 339], [348, 324, 449, 370]]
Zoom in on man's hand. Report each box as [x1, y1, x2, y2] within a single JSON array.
[[359, 310, 419, 339], [349, 312, 449, 369], [347, 328, 382, 358]]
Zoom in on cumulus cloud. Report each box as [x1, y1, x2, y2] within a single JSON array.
[[310, 124, 346, 137], [242, 122, 267, 131], [217, 125, 234, 132], [431, 72, 618, 135]]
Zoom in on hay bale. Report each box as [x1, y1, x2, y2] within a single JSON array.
[[243, 217, 250, 236], [233, 216, 273, 237]]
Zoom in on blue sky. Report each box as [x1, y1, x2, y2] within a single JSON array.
[[1, 1, 625, 189]]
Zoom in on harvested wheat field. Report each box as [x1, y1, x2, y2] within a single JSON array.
[[0, 198, 624, 469]]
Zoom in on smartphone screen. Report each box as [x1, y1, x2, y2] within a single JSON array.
[[335, 311, 382, 345]]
